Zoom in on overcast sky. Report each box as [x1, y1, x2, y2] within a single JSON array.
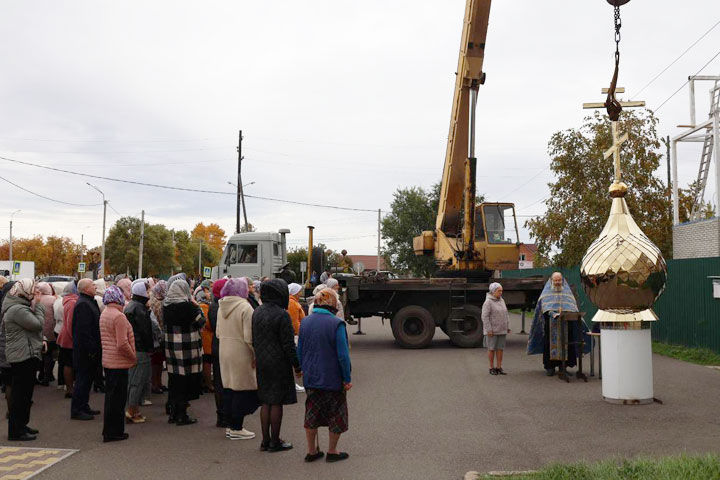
[[1, 0, 719, 259]]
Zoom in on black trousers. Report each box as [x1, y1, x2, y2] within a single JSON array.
[[71, 365, 93, 416], [102, 368, 128, 439], [41, 341, 57, 382], [212, 354, 223, 418], [9, 358, 39, 439]]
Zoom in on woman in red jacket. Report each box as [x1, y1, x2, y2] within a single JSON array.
[[99, 285, 136, 443]]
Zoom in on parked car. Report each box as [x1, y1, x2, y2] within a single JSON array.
[[38, 275, 76, 283]]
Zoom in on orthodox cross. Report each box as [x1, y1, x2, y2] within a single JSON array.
[[583, 87, 645, 182]]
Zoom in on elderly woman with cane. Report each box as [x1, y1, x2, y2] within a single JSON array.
[[482, 282, 510, 375]]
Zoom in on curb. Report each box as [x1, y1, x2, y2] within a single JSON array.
[[465, 471, 538, 479]]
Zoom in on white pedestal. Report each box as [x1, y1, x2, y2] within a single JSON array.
[[600, 328, 654, 404]]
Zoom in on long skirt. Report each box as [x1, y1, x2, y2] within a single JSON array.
[[304, 389, 348, 434], [222, 389, 259, 430]]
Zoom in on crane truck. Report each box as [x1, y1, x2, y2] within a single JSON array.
[[328, 0, 545, 348]]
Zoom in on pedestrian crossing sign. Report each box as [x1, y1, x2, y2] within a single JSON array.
[[12, 261, 21, 275], [203, 266, 211, 278], [78, 262, 86, 273]]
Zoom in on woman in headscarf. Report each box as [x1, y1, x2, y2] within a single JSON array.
[[324, 278, 345, 321], [163, 279, 205, 425], [217, 278, 259, 440], [116, 278, 132, 302], [196, 279, 214, 393], [52, 282, 72, 389], [287, 283, 306, 394], [208, 278, 227, 427], [298, 289, 352, 463], [2, 279, 44, 441], [0, 280, 16, 416], [148, 281, 167, 394], [99, 285, 136, 443], [482, 282, 510, 375], [56, 281, 78, 398], [124, 280, 153, 423], [252, 279, 301, 452], [35, 282, 57, 386], [93, 279, 107, 313]]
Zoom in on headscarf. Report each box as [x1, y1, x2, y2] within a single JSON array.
[[312, 284, 327, 295], [164, 280, 192, 306], [253, 280, 261, 292], [132, 281, 149, 298], [0, 277, 8, 290], [259, 279, 289, 309], [167, 273, 187, 289], [325, 278, 339, 289], [221, 278, 248, 299], [201, 279, 211, 290], [103, 285, 126, 306], [212, 278, 228, 299], [149, 280, 167, 325], [313, 289, 338, 309], [489, 282, 502, 294], [116, 278, 132, 300], [36, 282, 53, 296], [62, 281, 77, 296], [288, 283, 302, 296], [152, 280, 167, 300], [9, 278, 35, 300], [94, 279, 107, 296]]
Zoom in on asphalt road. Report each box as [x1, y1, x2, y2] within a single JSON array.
[[8, 314, 719, 479]]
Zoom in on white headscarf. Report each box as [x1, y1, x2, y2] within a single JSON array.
[[325, 278, 339, 289], [288, 283, 302, 296], [9, 278, 35, 300], [489, 282, 502, 294]]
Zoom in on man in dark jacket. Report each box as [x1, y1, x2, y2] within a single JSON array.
[[71, 278, 101, 420]]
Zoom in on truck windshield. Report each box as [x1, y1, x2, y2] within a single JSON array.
[[483, 205, 517, 244], [238, 244, 258, 264]]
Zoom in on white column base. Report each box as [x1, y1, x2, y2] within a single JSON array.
[[600, 327, 654, 404]]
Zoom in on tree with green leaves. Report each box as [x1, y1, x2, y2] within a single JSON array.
[[381, 185, 439, 277], [105, 217, 174, 276], [526, 110, 672, 267]]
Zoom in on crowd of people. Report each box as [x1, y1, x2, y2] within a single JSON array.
[[0, 273, 353, 463]]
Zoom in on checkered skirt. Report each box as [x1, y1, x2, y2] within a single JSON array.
[[304, 389, 348, 434]]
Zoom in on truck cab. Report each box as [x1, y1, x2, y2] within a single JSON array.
[[213, 229, 290, 280]]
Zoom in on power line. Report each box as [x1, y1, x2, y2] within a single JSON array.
[[632, 18, 720, 99], [0, 155, 378, 213], [0, 175, 102, 207], [655, 48, 720, 112], [0, 137, 222, 143]]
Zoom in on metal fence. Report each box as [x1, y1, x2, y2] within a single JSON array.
[[502, 257, 720, 353]]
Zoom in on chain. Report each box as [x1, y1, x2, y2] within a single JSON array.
[[605, 4, 623, 121], [614, 5, 622, 62]]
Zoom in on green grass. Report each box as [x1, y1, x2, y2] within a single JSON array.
[[652, 342, 720, 366], [476, 454, 720, 480]]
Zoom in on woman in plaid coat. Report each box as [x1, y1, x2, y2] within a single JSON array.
[[163, 279, 205, 426]]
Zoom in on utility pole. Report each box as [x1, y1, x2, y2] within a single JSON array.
[[80, 234, 84, 264], [198, 238, 203, 279], [9, 210, 20, 280], [87, 183, 107, 279], [236, 130, 249, 233], [666, 135, 671, 203], [377, 209, 382, 273], [138, 210, 145, 278], [170, 229, 175, 276]]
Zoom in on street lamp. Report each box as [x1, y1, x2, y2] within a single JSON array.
[[9, 210, 20, 280], [87, 183, 107, 279], [227, 181, 254, 233]]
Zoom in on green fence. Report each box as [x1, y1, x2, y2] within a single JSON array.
[[502, 257, 720, 354]]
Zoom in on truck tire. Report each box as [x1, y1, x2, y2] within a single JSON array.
[[446, 304, 484, 348], [391, 306, 435, 349]]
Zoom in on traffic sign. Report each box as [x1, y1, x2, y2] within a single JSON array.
[[203, 266, 211, 278], [78, 262, 86, 273], [12, 262, 20, 275], [300, 261, 307, 273]]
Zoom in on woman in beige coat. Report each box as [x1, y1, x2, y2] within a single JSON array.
[[217, 278, 259, 441]]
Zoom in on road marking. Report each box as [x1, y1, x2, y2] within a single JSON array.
[[0, 447, 77, 480]]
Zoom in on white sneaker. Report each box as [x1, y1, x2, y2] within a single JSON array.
[[142, 399, 153, 406], [226, 428, 255, 440], [295, 384, 305, 393]]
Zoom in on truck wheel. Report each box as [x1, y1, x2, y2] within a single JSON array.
[[446, 304, 483, 348], [391, 306, 435, 349]]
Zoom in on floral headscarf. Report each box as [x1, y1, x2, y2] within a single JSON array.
[[103, 285, 126, 306], [149, 280, 167, 326], [314, 288, 338, 309], [220, 278, 248, 299], [9, 278, 35, 300]]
